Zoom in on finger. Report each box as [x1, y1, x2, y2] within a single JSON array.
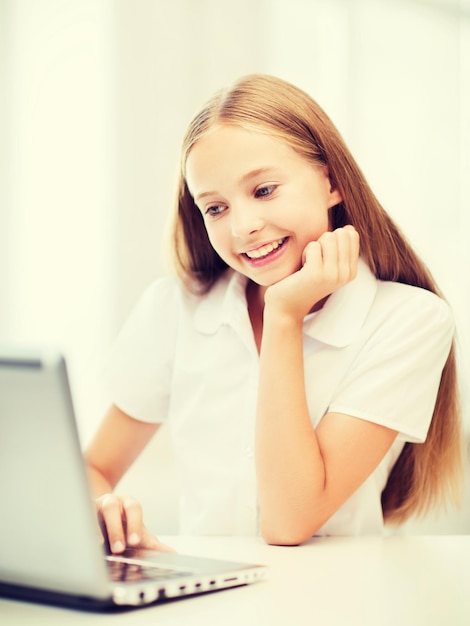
[[317, 231, 339, 282], [93, 499, 106, 546], [121, 495, 145, 547], [342, 224, 360, 256], [98, 493, 126, 554], [341, 226, 360, 279], [302, 240, 322, 267], [335, 228, 353, 281], [121, 495, 176, 553], [332, 226, 360, 283], [140, 528, 176, 553]]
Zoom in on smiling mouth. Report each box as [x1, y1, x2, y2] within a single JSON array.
[[243, 237, 288, 260]]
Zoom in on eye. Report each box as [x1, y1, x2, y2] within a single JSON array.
[[205, 204, 227, 217], [254, 184, 277, 199]]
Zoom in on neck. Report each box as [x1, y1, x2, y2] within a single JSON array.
[[246, 280, 265, 353]]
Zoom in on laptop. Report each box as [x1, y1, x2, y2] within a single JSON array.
[[0, 348, 266, 610]]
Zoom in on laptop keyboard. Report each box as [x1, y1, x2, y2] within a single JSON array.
[[107, 558, 191, 584]]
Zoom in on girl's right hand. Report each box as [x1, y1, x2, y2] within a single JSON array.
[[95, 493, 175, 554], [264, 225, 359, 322]]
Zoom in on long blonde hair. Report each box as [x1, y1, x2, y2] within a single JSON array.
[[170, 74, 464, 524]]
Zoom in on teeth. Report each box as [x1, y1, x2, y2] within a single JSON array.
[[245, 238, 286, 259]]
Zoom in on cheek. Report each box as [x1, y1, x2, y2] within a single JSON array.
[[297, 213, 330, 244], [204, 224, 229, 258]]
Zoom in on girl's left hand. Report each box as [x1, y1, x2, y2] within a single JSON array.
[[95, 493, 175, 554], [264, 225, 360, 321]]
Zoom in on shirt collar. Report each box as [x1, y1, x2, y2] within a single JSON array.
[[194, 257, 378, 346], [303, 257, 378, 347], [194, 270, 248, 334]]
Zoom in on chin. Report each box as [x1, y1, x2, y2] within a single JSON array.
[[250, 270, 296, 288]]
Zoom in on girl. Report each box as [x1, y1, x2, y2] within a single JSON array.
[[85, 74, 464, 552]]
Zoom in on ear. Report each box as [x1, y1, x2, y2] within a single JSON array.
[[327, 187, 343, 209], [324, 166, 342, 208]]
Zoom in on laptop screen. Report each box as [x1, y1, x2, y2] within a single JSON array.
[[0, 351, 110, 598]]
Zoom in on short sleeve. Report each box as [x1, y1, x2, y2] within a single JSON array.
[[329, 287, 454, 443], [103, 278, 179, 423]]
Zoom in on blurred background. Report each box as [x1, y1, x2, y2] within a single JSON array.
[[1, 0, 469, 533]]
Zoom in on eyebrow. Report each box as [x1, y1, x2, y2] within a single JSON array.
[[194, 167, 281, 203]]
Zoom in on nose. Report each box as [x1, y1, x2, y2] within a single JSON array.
[[230, 202, 264, 239]]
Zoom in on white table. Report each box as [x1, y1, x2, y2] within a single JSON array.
[[1, 535, 469, 625]]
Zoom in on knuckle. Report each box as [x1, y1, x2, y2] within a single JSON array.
[[122, 495, 141, 512], [99, 493, 120, 512]]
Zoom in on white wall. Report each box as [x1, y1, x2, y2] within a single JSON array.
[[1, 0, 118, 427], [1, 0, 469, 533]]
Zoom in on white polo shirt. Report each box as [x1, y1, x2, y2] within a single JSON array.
[[105, 258, 454, 536]]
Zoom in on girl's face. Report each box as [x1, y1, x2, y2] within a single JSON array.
[[185, 124, 342, 293]]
